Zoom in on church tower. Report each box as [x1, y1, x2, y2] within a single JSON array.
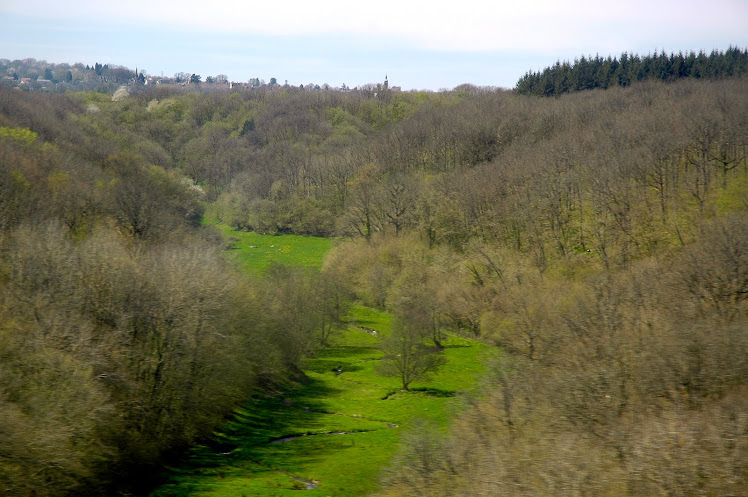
[[383, 74, 388, 90]]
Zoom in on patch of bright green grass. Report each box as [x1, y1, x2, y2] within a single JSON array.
[[347, 304, 392, 333], [213, 223, 332, 272]]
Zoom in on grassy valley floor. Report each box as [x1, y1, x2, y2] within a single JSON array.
[[151, 229, 493, 496], [151, 305, 493, 496]]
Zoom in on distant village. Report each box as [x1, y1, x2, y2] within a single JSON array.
[[0, 58, 402, 94]]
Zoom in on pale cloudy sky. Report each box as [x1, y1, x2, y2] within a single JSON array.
[[1, 0, 746, 89]]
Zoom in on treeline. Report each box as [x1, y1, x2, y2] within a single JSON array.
[[0, 90, 349, 495], [515, 46, 748, 96]]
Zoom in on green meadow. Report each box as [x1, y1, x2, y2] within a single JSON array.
[[151, 230, 493, 497], [211, 223, 333, 272]]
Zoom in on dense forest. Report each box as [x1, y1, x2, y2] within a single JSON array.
[[0, 57, 746, 496], [516, 46, 748, 96]]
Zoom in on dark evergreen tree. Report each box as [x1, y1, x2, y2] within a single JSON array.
[[516, 47, 748, 96]]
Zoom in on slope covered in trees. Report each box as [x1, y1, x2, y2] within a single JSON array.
[[372, 215, 747, 496], [0, 67, 746, 495], [0, 89, 351, 496]]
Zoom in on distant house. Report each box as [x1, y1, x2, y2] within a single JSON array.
[[20, 78, 31, 84]]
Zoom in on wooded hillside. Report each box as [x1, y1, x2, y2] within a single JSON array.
[[0, 69, 746, 495]]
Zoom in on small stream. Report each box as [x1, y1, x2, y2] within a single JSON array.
[[264, 424, 398, 489], [278, 470, 319, 490], [269, 430, 371, 443], [250, 460, 320, 490]]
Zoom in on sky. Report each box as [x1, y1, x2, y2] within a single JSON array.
[[1, 0, 746, 90]]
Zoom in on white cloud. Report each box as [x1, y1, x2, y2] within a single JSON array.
[[5, 0, 747, 52]]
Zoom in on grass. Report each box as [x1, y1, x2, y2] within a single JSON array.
[[151, 233, 494, 497], [211, 223, 333, 272]]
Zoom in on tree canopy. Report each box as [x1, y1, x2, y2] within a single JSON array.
[[516, 46, 748, 96]]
